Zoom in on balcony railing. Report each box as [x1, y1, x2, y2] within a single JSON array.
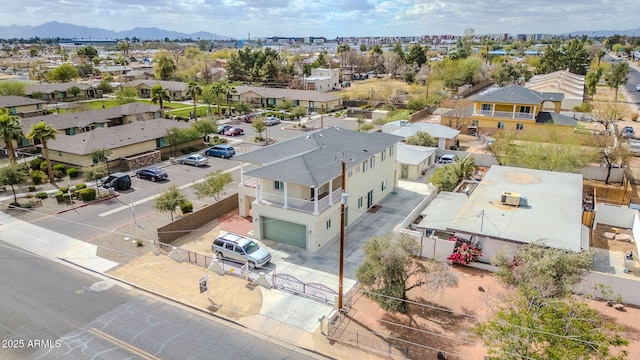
[[475, 110, 535, 120], [258, 187, 343, 214]]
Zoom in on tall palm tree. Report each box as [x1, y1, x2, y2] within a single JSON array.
[[27, 122, 58, 184], [0, 109, 24, 163], [211, 81, 225, 116], [455, 156, 478, 180], [150, 85, 170, 117], [222, 81, 237, 117], [185, 81, 202, 121]]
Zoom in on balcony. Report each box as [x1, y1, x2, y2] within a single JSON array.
[[258, 187, 342, 214], [475, 110, 535, 120]]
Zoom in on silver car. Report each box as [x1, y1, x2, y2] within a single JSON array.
[[212, 233, 271, 269], [180, 154, 209, 167], [264, 116, 281, 126]]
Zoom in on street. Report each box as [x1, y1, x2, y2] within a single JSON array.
[[0, 240, 324, 360]]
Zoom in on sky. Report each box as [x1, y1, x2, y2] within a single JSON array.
[[3, 0, 640, 39]]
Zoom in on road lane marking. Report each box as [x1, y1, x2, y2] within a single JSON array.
[[98, 165, 241, 217], [89, 328, 162, 360]]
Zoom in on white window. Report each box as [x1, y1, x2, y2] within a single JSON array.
[[381, 179, 387, 191], [348, 169, 353, 177], [382, 149, 387, 161], [274, 181, 284, 191], [516, 123, 524, 130], [363, 160, 368, 173], [497, 122, 505, 129], [326, 219, 332, 229], [358, 197, 363, 208], [370, 156, 375, 168], [389, 145, 394, 156], [356, 165, 360, 174]]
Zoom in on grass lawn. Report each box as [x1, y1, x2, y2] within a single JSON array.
[[166, 105, 211, 118], [336, 77, 442, 101]]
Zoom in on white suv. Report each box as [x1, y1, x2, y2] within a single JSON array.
[[436, 154, 456, 164], [212, 233, 271, 269]]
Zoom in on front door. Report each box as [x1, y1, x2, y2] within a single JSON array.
[[367, 190, 374, 208], [401, 165, 408, 179]]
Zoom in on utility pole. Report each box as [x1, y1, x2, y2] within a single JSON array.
[[338, 160, 347, 311]]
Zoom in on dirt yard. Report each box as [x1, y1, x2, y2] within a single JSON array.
[[336, 266, 640, 359], [592, 223, 638, 254]]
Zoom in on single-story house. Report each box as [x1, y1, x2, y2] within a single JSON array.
[[416, 165, 587, 262], [25, 82, 98, 103], [0, 95, 47, 117], [43, 118, 191, 168], [382, 120, 460, 150], [127, 80, 187, 100], [123, 69, 155, 81], [397, 143, 436, 180], [233, 86, 343, 113]]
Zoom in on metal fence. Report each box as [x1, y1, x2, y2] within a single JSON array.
[[271, 272, 337, 303]]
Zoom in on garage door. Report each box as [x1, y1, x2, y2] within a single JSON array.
[[261, 217, 307, 249]]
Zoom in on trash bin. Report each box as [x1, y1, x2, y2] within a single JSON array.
[[108, 188, 116, 196]]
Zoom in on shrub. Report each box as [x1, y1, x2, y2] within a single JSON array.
[[53, 164, 66, 171], [67, 167, 79, 178], [78, 188, 96, 201], [39, 161, 48, 170], [30, 170, 46, 185], [180, 148, 191, 154], [188, 147, 199, 153], [60, 187, 68, 193], [53, 169, 64, 179], [28, 185, 36, 192], [180, 201, 193, 214], [9, 201, 21, 208], [136, 239, 144, 247], [35, 192, 48, 199], [632, 113, 639, 122], [23, 202, 33, 209], [54, 191, 64, 202], [29, 157, 43, 171], [75, 183, 86, 190]]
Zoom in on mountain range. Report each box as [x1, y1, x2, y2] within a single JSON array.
[[0, 21, 230, 41], [1, 21, 639, 41]]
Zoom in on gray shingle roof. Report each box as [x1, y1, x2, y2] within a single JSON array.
[[45, 118, 191, 155], [535, 111, 578, 126], [0, 95, 47, 108], [21, 103, 160, 132], [25, 82, 94, 95], [473, 85, 564, 105], [127, 80, 187, 92], [238, 127, 402, 187], [236, 86, 342, 102]]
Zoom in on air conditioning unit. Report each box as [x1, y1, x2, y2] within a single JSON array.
[[501, 191, 523, 206], [399, 120, 410, 127]]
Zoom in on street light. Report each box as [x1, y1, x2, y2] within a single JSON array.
[[105, 155, 111, 175]]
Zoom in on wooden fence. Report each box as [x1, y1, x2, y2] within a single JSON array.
[[583, 174, 632, 206]]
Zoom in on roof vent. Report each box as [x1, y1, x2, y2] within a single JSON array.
[[501, 191, 528, 207]]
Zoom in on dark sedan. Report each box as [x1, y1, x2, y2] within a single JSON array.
[[217, 125, 233, 134], [135, 167, 168, 182]]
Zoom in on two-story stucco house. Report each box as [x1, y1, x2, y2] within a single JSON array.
[[304, 68, 341, 91], [470, 84, 577, 135], [0, 95, 47, 118], [235, 127, 402, 252]]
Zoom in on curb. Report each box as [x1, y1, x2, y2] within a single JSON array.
[[54, 193, 120, 215]]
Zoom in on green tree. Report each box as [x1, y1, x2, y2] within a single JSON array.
[[535, 42, 564, 74], [337, 43, 351, 69], [200, 85, 217, 115], [192, 119, 217, 139], [428, 164, 460, 191], [67, 85, 81, 99], [153, 51, 177, 80], [0, 163, 26, 204], [604, 61, 629, 102], [493, 62, 522, 86], [83, 163, 108, 196], [47, 63, 79, 82], [454, 156, 477, 180], [26, 122, 58, 184], [405, 44, 427, 68], [235, 102, 252, 116], [585, 68, 603, 99], [563, 39, 591, 75], [192, 169, 233, 201], [356, 233, 457, 313], [150, 85, 170, 117], [0, 81, 26, 96], [115, 86, 138, 104], [185, 81, 202, 120], [154, 185, 187, 221], [210, 81, 226, 115], [76, 46, 98, 63], [222, 81, 237, 116], [593, 133, 632, 184], [595, 48, 606, 67], [117, 41, 130, 60], [0, 109, 24, 163], [97, 79, 113, 94], [252, 117, 267, 141], [405, 131, 436, 147]]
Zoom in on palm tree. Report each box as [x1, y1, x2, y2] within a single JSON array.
[[185, 81, 202, 121], [455, 156, 478, 180], [27, 122, 58, 184], [222, 81, 237, 117], [211, 81, 226, 115], [117, 41, 130, 62], [0, 109, 24, 163], [150, 85, 170, 117]]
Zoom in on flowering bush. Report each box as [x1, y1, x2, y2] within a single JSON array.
[[447, 237, 482, 265]]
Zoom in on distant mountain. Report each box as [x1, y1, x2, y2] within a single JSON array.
[[0, 21, 230, 40], [564, 28, 640, 37]]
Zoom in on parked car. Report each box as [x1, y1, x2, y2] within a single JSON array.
[[224, 127, 244, 136], [264, 116, 281, 126], [217, 125, 233, 134], [180, 154, 209, 167], [100, 172, 132, 190], [436, 154, 456, 164], [205, 144, 235, 158], [621, 126, 635, 138], [135, 167, 168, 182], [243, 113, 257, 123], [212, 233, 271, 269], [636, 84, 640, 91]]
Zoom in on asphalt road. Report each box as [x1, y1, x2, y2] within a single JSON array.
[[0, 240, 323, 360]]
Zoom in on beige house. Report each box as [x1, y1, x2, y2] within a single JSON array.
[[43, 118, 191, 168], [382, 120, 460, 150], [0, 95, 47, 117], [25, 82, 98, 102], [127, 80, 187, 100], [525, 69, 585, 110], [235, 128, 402, 252], [304, 68, 341, 91], [396, 143, 436, 180], [233, 86, 343, 112]]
